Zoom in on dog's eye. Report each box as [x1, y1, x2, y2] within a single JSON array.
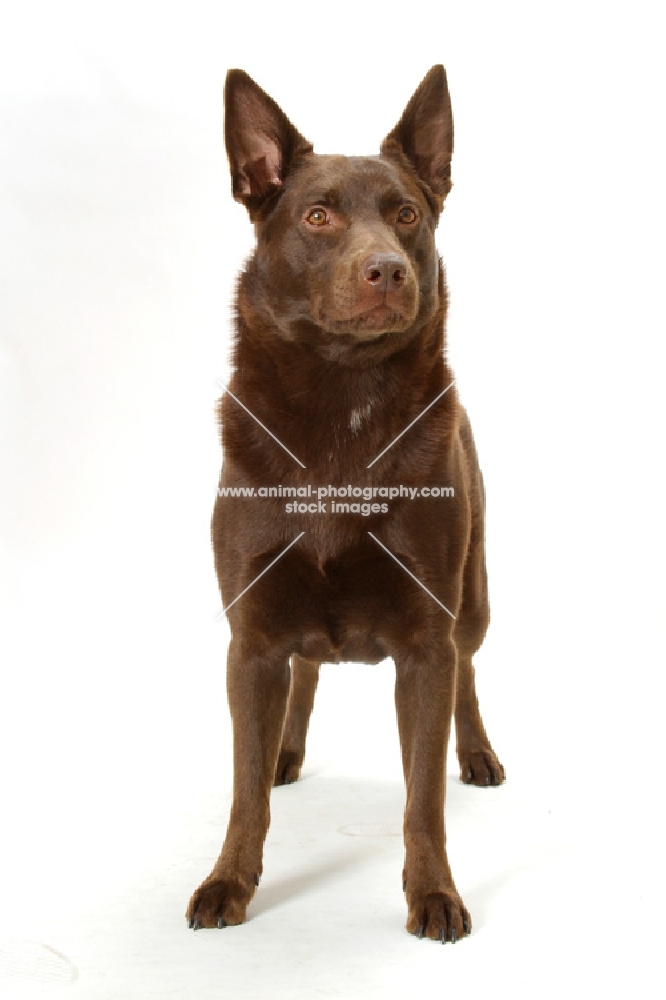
[[397, 206, 417, 225], [306, 208, 329, 227]]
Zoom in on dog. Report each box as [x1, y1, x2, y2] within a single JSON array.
[[186, 65, 504, 942]]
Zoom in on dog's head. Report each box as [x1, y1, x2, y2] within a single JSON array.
[[224, 66, 453, 365]]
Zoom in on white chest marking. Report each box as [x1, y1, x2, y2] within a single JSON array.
[[349, 401, 374, 434]]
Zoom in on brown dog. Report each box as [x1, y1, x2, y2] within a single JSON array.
[[186, 65, 504, 942]]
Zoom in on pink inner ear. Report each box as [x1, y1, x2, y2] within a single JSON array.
[[237, 146, 282, 198], [232, 87, 285, 198], [248, 138, 282, 185]]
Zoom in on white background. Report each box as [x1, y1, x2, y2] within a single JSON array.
[[1, 1, 664, 997]]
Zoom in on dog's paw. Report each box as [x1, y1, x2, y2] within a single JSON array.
[[186, 875, 256, 929], [406, 889, 472, 943], [459, 748, 505, 786], [274, 749, 302, 786]]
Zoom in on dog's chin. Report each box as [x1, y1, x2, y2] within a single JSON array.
[[307, 307, 421, 368]]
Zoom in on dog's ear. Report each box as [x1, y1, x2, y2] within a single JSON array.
[[381, 65, 454, 203], [224, 70, 312, 214]]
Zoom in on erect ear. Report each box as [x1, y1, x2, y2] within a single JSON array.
[[381, 65, 454, 204], [224, 69, 312, 214]]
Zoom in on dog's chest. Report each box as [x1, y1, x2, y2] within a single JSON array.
[[283, 542, 424, 664]]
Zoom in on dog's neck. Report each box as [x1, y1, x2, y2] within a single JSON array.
[[228, 291, 456, 481]]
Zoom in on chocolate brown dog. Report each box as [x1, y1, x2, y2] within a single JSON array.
[[186, 65, 504, 942]]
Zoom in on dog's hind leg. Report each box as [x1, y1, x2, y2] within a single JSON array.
[[455, 653, 504, 786], [453, 504, 505, 787], [274, 654, 321, 785]]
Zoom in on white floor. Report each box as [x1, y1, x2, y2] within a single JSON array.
[[0, 546, 662, 999]]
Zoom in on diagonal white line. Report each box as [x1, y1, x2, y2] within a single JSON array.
[[367, 532, 456, 619], [217, 532, 305, 618], [217, 381, 306, 468], [366, 380, 456, 468]]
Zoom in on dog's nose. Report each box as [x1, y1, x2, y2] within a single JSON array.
[[361, 253, 407, 289]]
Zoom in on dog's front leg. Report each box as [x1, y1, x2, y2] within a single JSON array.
[[395, 638, 471, 943], [187, 637, 290, 928]]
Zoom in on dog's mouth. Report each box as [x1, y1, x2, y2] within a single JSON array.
[[324, 304, 408, 341], [358, 304, 401, 325]]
